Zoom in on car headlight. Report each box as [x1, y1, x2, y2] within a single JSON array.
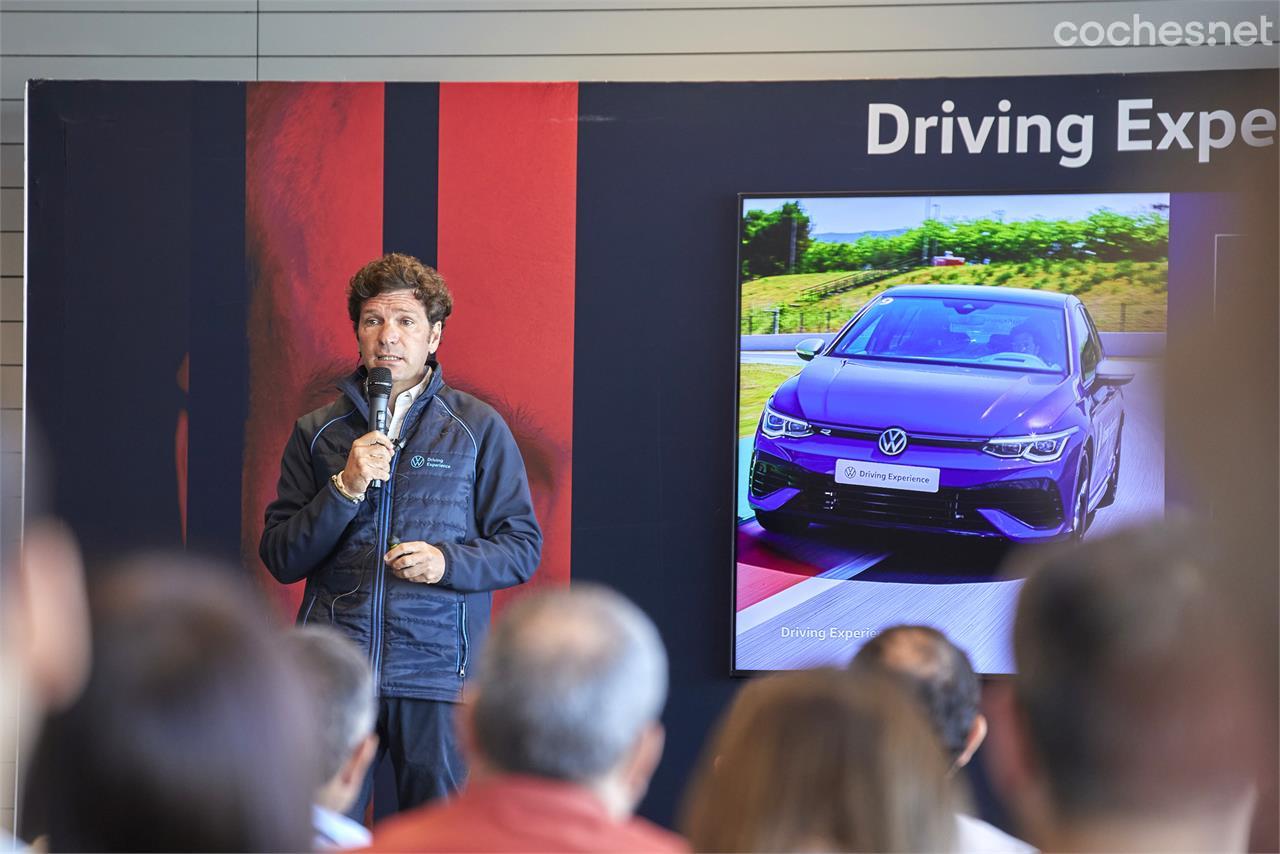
[[760, 404, 814, 439], [982, 428, 1077, 463]]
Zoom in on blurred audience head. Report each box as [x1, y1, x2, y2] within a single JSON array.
[[286, 626, 378, 814], [44, 556, 315, 852], [2, 522, 89, 746], [989, 524, 1260, 851], [682, 668, 958, 852], [466, 584, 668, 819], [850, 624, 983, 770], [1, 421, 91, 842], [1164, 210, 1278, 850]]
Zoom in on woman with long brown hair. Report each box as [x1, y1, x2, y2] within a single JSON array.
[[682, 668, 961, 852]]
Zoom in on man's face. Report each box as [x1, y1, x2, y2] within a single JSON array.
[[356, 291, 443, 390], [1012, 331, 1039, 355]]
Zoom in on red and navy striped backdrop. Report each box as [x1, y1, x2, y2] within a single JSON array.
[[240, 82, 577, 616]]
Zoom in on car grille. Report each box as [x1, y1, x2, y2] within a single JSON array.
[[813, 426, 984, 449], [750, 452, 1063, 531]]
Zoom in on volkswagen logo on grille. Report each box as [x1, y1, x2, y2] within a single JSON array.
[[878, 427, 909, 456]]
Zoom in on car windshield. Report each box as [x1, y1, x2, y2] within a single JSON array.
[[831, 295, 1068, 374]]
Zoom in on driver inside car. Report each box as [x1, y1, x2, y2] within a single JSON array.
[[1010, 329, 1041, 356]]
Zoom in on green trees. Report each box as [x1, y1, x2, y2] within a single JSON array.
[[926, 212, 1168, 263], [740, 210, 1171, 275], [741, 202, 812, 279]]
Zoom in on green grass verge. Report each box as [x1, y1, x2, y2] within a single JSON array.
[[739, 362, 803, 440], [739, 272, 872, 313], [741, 260, 1168, 334]]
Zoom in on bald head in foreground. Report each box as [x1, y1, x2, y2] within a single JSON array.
[[371, 585, 685, 852]]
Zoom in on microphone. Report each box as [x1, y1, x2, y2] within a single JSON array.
[[367, 367, 393, 489]]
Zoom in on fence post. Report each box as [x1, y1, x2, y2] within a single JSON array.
[[799, 311, 805, 331], [1120, 303, 1127, 331], [747, 315, 753, 335]]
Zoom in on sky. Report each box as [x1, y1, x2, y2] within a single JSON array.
[[742, 193, 1171, 234]]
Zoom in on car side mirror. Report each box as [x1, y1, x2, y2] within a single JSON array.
[[795, 338, 826, 362], [1095, 358, 1134, 387]]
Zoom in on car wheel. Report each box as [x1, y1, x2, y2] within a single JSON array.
[[754, 509, 809, 535], [1097, 425, 1122, 509], [1070, 450, 1092, 542]]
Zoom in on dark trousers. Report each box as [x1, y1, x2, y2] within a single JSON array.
[[348, 697, 467, 822]]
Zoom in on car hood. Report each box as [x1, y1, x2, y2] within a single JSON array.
[[776, 356, 1074, 438]]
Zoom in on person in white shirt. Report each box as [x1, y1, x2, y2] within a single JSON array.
[[287, 627, 380, 851], [850, 624, 1035, 854]]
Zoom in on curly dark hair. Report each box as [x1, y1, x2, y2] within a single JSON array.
[[346, 252, 453, 329]]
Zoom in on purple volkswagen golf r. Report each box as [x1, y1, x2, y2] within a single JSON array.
[[748, 285, 1133, 542]]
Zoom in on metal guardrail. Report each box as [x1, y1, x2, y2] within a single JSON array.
[[740, 300, 1163, 337], [797, 258, 921, 301], [739, 331, 1166, 357]]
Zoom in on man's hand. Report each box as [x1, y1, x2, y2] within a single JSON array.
[[385, 541, 446, 584], [341, 431, 395, 495]]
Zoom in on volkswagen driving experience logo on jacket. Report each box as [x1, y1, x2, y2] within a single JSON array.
[[878, 427, 909, 456], [410, 454, 426, 469]]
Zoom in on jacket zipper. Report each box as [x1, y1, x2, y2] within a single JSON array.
[[458, 598, 469, 678], [371, 446, 399, 693]]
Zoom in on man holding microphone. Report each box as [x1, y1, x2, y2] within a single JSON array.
[[260, 252, 542, 817]]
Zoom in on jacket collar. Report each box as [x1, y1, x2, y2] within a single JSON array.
[[338, 360, 445, 425]]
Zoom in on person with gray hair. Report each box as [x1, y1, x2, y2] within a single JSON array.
[[287, 626, 380, 850], [371, 585, 685, 852]]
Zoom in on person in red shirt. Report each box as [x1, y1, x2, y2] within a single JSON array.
[[371, 585, 685, 853]]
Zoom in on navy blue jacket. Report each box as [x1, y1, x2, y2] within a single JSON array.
[[260, 364, 542, 701]]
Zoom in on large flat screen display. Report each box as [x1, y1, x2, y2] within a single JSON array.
[[734, 192, 1169, 673]]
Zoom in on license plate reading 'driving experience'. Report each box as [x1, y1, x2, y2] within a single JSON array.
[[835, 459, 940, 493]]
